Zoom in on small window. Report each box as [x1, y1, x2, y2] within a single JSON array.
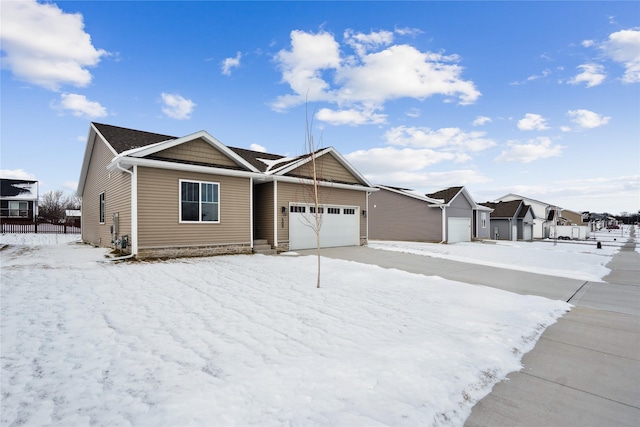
[[180, 180, 219, 223], [310, 206, 324, 214], [481, 212, 487, 228], [344, 208, 356, 215], [99, 192, 105, 223], [327, 207, 340, 214], [290, 205, 306, 213]]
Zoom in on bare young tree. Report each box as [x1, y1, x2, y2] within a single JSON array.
[[296, 106, 325, 288], [39, 190, 68, 223]]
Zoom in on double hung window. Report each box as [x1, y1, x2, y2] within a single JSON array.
[[180, 180, 219, 222]]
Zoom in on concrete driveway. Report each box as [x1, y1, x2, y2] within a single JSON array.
[[296, 234, 640, 426]]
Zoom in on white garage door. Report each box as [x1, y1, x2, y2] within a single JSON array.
[[448, 217, 471, 243], [289, 204, 360, 250]]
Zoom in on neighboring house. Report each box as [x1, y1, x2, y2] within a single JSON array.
[[77, 123, 375, 259], [480, 199, 534, 241], [559, 208, 589, 226], [368, 185, 492, 243], [0, 178, 38, 223], [494, 193, 560, 239]]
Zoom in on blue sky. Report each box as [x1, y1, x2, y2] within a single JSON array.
[[1, 0, 639, 214]]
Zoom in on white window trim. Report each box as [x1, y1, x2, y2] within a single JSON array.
[[178, 179, 221, 224]]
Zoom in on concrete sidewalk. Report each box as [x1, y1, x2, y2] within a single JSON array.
[[297, 231, 640, 426]]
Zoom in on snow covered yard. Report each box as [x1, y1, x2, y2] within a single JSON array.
[[1, 234, 570, 426], [369, 230, 629, 282]]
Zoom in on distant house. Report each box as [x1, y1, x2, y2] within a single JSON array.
[[77, 123, 375, 259], [559, 208, 589, 226], [494, 194, 560, 239], [368, 185, 492, 243], [480, 199, 534, 241], [0, 178, 38, 223]]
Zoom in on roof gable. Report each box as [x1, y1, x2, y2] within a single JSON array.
[[274, 147, 373, 187]]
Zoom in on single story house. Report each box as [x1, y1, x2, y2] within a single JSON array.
[[368, 185, 493, 243], [480, 199, 534, 241], [0, 178, 38, 223], [78, 123, 376, 259], [494, 193, 559, 239]]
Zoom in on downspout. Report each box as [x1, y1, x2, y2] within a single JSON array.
[[274, 180, 278, 249], [439, 205, 446, 244], [109, 161, 136, 261], [250, 177, 254, 251], [365, 191, 371, 245]]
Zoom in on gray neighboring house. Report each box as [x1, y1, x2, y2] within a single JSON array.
[[481, 199, 534, 241], [369, 185, 492, 243], [494, 193, 559, 239]]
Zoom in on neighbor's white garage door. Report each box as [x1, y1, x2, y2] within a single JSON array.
[[289, 204, 360, 250], [447, 217, 471, 243]]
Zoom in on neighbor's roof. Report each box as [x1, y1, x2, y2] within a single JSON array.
[[481, 200, 523, 218], [426, 187, 463, 204]]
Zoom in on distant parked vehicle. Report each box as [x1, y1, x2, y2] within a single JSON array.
[[607, 225, 620, 229]]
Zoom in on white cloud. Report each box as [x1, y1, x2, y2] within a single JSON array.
[[495, 137, 564, 163], [316, 108, 386, 126], [249, 143, 266, 153], [344, 29, 394, 56], [517, 113, 549, 131], [473, 116, 492, 126], [221, 52, 242, 76], [581, 40, 595, 48], [160, 93, 196, 120], [384, 126, 496, 152], [406, 108, 421, 118], [600, 29, 640, 83], [63, 180, 78, 193], [568, 64, 606, 87], [0, 169, 37, 180], [0, 0, 107, 90], [271, 29, 480, 125], [567, 109, 611, 129], [345, 146, 457, 174], [54, 93, 107, 118]]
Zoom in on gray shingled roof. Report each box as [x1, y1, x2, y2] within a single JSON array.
[[426, 186, 463, 203], [92, 123, 336, 177], [93, 123, 177, 153], [481, 200, 523, 218]]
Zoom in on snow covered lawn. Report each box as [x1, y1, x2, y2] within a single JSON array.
[[1, 235, 570, 426], [368, 237, 623, 282]]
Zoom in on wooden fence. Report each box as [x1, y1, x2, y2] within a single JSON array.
[[1, 220, 80, 234]]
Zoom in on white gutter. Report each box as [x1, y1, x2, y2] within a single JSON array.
[[274, 180, 278, 249], [249, 178, 254, 250], [114, 161, 137, 259], [440, 205, 447, 244], [108, 156, 264, 180], [274, 174, 377, 192]]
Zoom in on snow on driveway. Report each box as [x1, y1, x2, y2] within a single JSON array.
[[1, 235, 570, 426], [368, 238, 620, 282]]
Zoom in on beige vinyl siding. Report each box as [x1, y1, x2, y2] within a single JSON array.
[[253, 182, 275, 246], [276, 181, 366, 244], [369, 189, 442, 242], [288, 154, 360, 184], [152, 138, 239, 168], [81, 135, 131, 248], [137, 167, 251, 248]]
